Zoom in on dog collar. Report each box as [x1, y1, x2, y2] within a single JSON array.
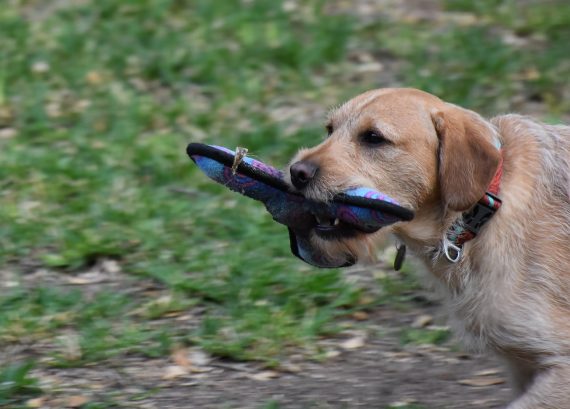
[[442, 143, 504, 263]]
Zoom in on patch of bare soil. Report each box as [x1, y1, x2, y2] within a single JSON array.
[[28, 303, 512, 409], [4, 258, 513, 409], [6, 257, 511, 409]]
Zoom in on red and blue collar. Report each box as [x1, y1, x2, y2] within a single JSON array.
[[442, 142, 504, 263]]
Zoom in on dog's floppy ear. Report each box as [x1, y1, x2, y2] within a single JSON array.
[[432, 105, 500, 212]]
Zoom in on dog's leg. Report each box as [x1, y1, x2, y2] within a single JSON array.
[[502, 356, 537, 396], [506, 365, 570, 409]]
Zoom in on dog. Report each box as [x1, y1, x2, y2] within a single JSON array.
[[286, 88, 570, 408]]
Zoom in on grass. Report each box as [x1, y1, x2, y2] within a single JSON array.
[[0, 361, 41, 408], [399, 327, 451, 346], [0, 0, 568, 406]]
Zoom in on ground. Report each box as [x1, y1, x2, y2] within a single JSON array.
[[4, 258, 512, 409], [1, 1, 568, 408]]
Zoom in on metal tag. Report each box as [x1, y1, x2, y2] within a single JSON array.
[[394, 244, 406, 271]]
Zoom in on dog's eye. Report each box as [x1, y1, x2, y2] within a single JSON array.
[[325, 124, 333, 136], [360, 129, 387, 146]]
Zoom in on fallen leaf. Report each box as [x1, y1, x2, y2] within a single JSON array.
[[458, 377, 505, 387], [340, 336, 365, 350], [101, 259, 121, 274], [0, 106, 13, 121], [411, 314, 433, 328], [164, 311, 184, 318], [247, 370, 279, 381], [355, 62, 384, 73], [26, 397, 46, 408], [280, 362, 302, 373], [59, 331, 82, 361], [389, 398, 418, 407], [324, 349, 340, 359], [473, 368, 501, 377], [85, 71, 104, 86], [162, 365, 189, 380], [31, 61, 50, 74], [523, 68, 540, 80], [189, 349, 211, 367], [357, 295, 375, 305], [472, 398, 499, 405], [0, 128, 17, 139], [67, 272, 106, 285], [352, 311, 369, 321], [171, 347, 191, 369], [66, 395, 89, 407]]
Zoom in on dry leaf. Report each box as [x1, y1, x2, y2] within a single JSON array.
[[67, 272, 106, 285], [280, 362, 302, 373], [324, 349, 340, 359], [85, 71, 104, 86], [247, 370, 279, 381], [66, 395, 89, 407], [340, 336, 365, 350], [162, 365, 189, 380], [389, 398, 418, 407], [0, 128, 17, 139], [189, 349, 211, 367], [352, 311, 369, 321], [473, 368, 501, 377], [31, 61, 50, 74], [523, 68, 540, 80], [357, 295, 375, 305], [26, 397, 46, 408], [171, 347, 191, 369], [411, 314, 433, 328], [101, 259, 121, 274], [60, 331, 82, 361], [458, 377, 505, 387], [355, 62, 384, 73], [164, 311, 184, 318]]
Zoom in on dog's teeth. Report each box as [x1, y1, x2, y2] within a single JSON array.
[[314, 215, 339, 227]]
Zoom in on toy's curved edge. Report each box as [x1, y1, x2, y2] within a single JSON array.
[[333, 193, 415, 221]]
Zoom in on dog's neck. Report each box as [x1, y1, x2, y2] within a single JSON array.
[[394, 134, 504, 270], [392, 204, 482, 290], [393, 202, 454, 258]]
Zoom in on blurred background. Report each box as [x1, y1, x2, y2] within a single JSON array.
[[1, 1, 568, 408]]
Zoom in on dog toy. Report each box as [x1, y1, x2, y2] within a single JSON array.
[[186, 143, 414, 267]]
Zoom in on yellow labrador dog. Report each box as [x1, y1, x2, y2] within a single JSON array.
[[286, 88, 570, 409]]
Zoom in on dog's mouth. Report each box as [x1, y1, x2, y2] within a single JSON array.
[[288, 227, 357, 268], [311, 212, 376, 240]]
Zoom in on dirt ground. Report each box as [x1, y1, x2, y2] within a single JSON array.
[[27, 299, 512, 409], [4, 263, 513, 409], [2, 258, 515, 409]]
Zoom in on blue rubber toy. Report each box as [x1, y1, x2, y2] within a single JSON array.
[[187, 143, 414, 267]]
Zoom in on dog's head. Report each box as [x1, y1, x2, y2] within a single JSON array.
[[286, 88, 501, 267]]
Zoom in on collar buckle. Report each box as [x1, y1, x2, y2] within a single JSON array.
[[463, 193, 502, 235]]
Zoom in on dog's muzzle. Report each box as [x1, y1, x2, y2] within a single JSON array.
[[288, 228, 356, 268]]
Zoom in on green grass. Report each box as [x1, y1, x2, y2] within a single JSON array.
[[399, 327, 451, 346], [0, 0, 568, 404], [0, 361, 42, 408]]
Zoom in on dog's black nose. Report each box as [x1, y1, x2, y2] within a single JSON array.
[[290, 161, 318, 189]]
